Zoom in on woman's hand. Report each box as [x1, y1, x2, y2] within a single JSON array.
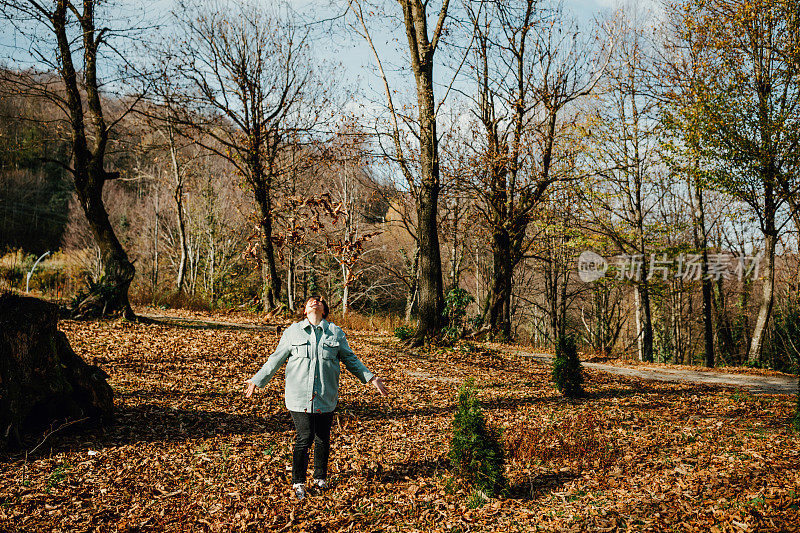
[[370, 376, 388, 396], [244, 380, 256, 398]]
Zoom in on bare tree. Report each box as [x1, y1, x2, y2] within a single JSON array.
[[579, 9, 663, 362], [134, 100, 201, 294], [351, 0, 451, 343], [374, 189, 420, 321], [322, 132, 384, 316], [163, 121, 192, 293], [0, 0, 145, 317], [169, 0, 330, 311], [658, 5, 722, 367], [463, 0, 604, 339]]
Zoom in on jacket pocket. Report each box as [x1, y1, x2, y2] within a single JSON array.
[[321, 340, 339, 360], [291, 339, 310, 358]]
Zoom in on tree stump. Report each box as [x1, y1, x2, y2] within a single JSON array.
[[0, 293, 113, 449]]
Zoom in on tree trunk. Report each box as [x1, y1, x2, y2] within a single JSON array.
[[488, 228, 512, 339], [688, 173, 715, 367], [747, 164, 778, 365], [167, 124, 188, 293], [152, 191, 160, 290], [416, 178, 444, 337], [637, 281, 654, 363], [447, 198, 463, 290], [73, 183, 136, 319], [49, 1, 135, 319], [559, 260, 569, 340], [546, 254, 559, 344], [713, 275, 734, 364], [504, 285, 512, 337], [0, 294, 113, 449], [405, 247, 419, 322], [748, 231, 777, 365], [633, 190, 653, 362], [405, 285, 417, 323], [207, 224, 216, 301], [737, 267, 753, 364], [287, 247, 296, 312], [255, 186, 281, 311], [634, 286, 643, 362], [700, 266, 714, 367], [175, 197, 188, 293], [341, 263, 349, 316], [474, 247, 481, 312], [400, 0, 448, 344]]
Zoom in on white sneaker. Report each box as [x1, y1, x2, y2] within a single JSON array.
[[292, 483, 306, 500], [313, 478, 329, 491]]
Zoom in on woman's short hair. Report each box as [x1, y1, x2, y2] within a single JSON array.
[[305, 296, 329, 319]]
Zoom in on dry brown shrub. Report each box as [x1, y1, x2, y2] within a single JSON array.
[[130, 288, 213, 312], [328, 311, 405, 332], [504, 411, 618, 470]]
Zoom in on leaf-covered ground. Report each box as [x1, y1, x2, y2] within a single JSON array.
[[1, 314, 798, 532]]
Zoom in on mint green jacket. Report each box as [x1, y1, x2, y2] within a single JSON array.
[[249, 319, 375, 413]]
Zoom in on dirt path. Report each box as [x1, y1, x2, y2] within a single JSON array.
[[502, 348, 797, 395]]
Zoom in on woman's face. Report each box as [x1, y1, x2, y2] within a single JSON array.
[[304, 297, 325, 317]]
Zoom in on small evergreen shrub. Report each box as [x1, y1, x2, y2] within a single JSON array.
[[552, 333, 584, 398], [442, 287, 475, 343], [449, 378, 506, 498], [394, 325, 413, 341], [794, 377, 800, 432], [466, 488, 488, 509]]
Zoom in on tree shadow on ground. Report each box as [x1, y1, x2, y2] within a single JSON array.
[[108, 404, 287, 444], [2, 404, 287, 461], [332, 455, 582, 504], [337, 393, 565, 423], [136, 313, 281, 332], [400, 348, 518, 373], [331, 453, 450, 486], [584, 383, 717, 401], [369, 455, 450, 482], [506, 470, 581, 501]]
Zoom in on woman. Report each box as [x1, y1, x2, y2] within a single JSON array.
[[244, 296, 388, 500]]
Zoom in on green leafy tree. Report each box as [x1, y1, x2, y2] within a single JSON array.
[[677, 0, 800, 365]]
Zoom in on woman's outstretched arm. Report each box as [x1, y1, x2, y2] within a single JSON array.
[[244, 328, 293, 397]]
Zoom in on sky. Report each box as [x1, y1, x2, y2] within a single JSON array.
[[304, 0, 626, 88], [0, 0, 658, 163], [0, 0, 662, 132], [0, 0, 672, 199], [284, 0, 645, 119], [0, 0, 643, 89]]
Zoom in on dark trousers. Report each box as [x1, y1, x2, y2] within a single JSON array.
[[289, 411, 334, 484]]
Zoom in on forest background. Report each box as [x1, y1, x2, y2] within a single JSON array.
[[1, 0, 800, 373]]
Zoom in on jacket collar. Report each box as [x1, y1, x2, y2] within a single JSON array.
[[300, 318, 330, 334]]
